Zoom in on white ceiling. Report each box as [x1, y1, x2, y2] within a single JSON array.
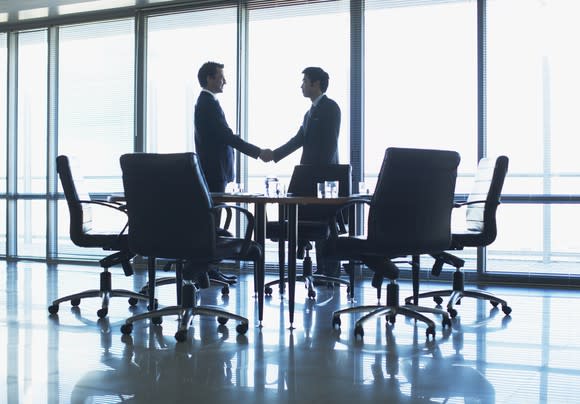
[[0, 0, 183, 26]]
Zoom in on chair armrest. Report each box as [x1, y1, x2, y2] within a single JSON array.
[[222, 206, 233, 231], [79, 199, 128, 213], [78, 199, 129, 238], [213, 204, 255, 255], [454, 199, 486, 208], [327, 198, 371, 238]]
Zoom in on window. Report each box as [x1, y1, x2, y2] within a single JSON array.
[[58, 19, 134, 259], [365, 0, 477, 193], [247, 1, 350, 192], [0, 34, 6, 255], [17, 30, 47, 258], [146, 8, 237, 154], [487, 0, 580, 275]]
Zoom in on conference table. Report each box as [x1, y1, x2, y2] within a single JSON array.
[[212, 192, 366, 329], [111, 190, 430, 331]]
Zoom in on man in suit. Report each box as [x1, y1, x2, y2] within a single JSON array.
[[260, 67, 342, 277], [194, 61, 267, 284], [195, 61, 267, 192]]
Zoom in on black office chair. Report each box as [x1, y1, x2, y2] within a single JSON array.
[[404, 156, 512, 318], [330, 147, 459, 339], [118, 152, 262, 342], [48, 155, 150, 318], [265, 164, 352, 299]]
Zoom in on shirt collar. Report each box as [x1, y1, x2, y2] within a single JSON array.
[[311, 93, 325, 108], [201, 88, 218, 101]]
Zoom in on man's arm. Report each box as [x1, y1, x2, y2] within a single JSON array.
[[272, 125, 305, 163], [206, 100, 262, 159]]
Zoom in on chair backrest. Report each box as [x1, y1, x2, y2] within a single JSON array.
[[367, 147, 460, 254], [463, 155, 509, 246], [287, 164, 351, 221], [56, 155, 94, 246], [120, 152, 217, 260]]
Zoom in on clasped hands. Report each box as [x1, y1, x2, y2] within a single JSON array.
[[259, 149, 274, 162]]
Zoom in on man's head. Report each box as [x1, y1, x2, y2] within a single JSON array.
[[301, 67, 329, 100], [198, 61, 226, 93]]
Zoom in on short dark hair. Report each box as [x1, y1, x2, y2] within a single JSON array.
[[198, 61, 224, 87], [302, 67, 330, 92]]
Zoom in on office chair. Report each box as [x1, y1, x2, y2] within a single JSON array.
[[118, 152, 262, 342], [404, 156, 512, 318], [330, 147, 459, 339], [48, 155, 150, 318], [265, 164, 352, 299]]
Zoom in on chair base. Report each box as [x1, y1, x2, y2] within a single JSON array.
[[265, 255, 351, 300], [139, 276, 231, 297], [332, 281, 451, 340], [404, 269, 512, 318], [120, 281, 249, 342], [48, 269, 150, 319]]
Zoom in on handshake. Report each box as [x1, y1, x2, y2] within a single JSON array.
[[259, 149, 274, 162]]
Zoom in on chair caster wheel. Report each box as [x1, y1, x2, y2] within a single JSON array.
[[434, 296, 443, 305], [448, 308, 458, 318], [386, 314, 396, 324], [491, 300, 499, 308], [175, 329, 188, 342], [308, 289, 316, 299], [221, 286, 230, 295], [354, 325, 364, 338], [48, 305, 59, 315], [128, 297, 139, 306], [442, 316, 452, 329], [502, 305, 512, 315], [71, 298, 81, 307], [236, 323, 249, 335], [332, 316, 341, 329], [152, 316, 163, 325], [147, 300, 159, 311], [426, 326, 436, 339], [97, 308, 108, 318], [120, 323, 133, 335], [217, 317, 228, 325], [265, 286, 273, 296]]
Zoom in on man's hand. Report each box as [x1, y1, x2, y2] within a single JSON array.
[[259, 149, 274, 162]]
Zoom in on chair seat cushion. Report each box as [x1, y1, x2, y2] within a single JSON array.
[[74, 232, 129, 251], [267, 220, 329, 241], [216, 237, 262, 261], [451, 225, 487, 248]]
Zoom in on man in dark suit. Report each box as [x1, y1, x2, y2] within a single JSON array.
[[260, 67, 342, 276], [260, 67, 340, 165], [194, 61, 266, 284], [195, 61, 266, 193]]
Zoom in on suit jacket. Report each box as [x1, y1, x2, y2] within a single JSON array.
[[273, 95, 341, 165], [194, 91, 261, 190]]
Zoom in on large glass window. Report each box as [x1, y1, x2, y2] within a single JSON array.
[[0, 34, 7, 256], [247, 1, 351, 192], [17, 30, 48, 258], [146, 8, 237, 154], [365, 0, 477, 193], [487, 0, 580, 275], [58, 19, 135, 259]]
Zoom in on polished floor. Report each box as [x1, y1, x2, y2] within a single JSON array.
[[1, 261, 580, 403]]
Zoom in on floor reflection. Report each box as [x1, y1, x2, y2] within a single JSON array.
[[1, 262, 580, 403]]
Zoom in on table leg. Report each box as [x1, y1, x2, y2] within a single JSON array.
[[278, 204, 286, 294], [287, 203, 297, 329], [255, 203, 266, 326], [412, 254, 420, 306]]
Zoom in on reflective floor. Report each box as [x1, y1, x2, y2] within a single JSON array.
[[1, 261, 580, 403]]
